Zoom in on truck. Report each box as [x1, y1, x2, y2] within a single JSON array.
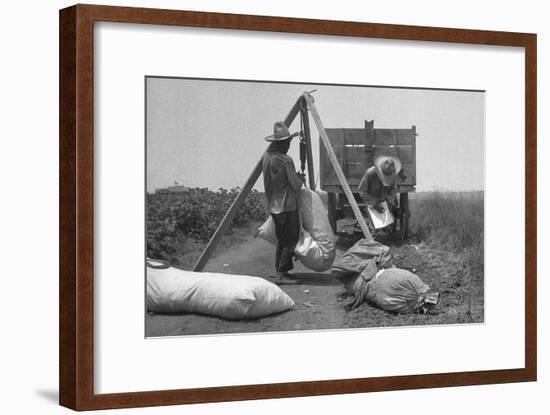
[[320, 120, 417, 239]]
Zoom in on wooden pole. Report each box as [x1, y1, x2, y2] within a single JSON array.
[[300, 98, 316, 190], [193, 97, 303, 271], [302, 92, 373, 241]]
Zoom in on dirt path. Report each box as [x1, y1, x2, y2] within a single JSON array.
[[146, 229, 483, 337], [146, 234, 347, 337]]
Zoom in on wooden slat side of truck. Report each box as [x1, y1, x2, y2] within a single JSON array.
[[320, 120, 417, 238]]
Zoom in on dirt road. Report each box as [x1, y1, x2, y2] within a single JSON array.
[[146, 228, 484, 337], [146, 235, 347, 336]]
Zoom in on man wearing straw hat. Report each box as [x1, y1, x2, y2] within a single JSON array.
[[262, 121, 305, 285], [358, 155, 404, 232]]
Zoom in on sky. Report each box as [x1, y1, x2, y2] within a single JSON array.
[[146, 77, 484, 193]]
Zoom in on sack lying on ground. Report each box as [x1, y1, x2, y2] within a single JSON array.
[[331, 239, 439, 313], [331, 239, 392, 285], [256, 188, 336, 272], [146, 262, 295, 320], [366, 268, 439, 314]]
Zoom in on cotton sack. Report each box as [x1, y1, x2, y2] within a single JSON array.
[[255, 188, 336, 272], [147, 264, 295, 320]]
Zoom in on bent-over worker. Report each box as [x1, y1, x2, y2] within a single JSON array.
[[358, 155, 404, 230], [262, 121, 305, 285]]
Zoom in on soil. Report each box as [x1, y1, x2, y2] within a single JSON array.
[[146, 225, 484, 337]]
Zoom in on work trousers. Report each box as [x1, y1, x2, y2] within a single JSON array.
[[271, 209, 300, 273]]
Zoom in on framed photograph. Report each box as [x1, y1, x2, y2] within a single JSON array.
[[59, 4, 537, 411]]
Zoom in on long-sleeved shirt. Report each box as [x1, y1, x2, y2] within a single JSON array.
[[357, 166, 398, 206], [262, 151, 303, 214]]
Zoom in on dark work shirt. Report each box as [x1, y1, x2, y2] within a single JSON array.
[[358, 166, 397, 205], [262, 151, 303, 214]]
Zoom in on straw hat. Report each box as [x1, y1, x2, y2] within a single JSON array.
[[374, 155, 402, 186], [264, 121, 300, 142]]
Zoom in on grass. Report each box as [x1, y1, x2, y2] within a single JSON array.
[[153, 189, 485, 329], [345, 190, 485, 327], [408, 191, 484, 324], [410, 191, 484, 277]]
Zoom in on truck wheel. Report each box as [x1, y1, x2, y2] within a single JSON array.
[[401, 215, 409, 240], [399, 192, 410, 240]]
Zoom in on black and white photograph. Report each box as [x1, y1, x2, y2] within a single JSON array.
[[145, 77, 485, 337], [1, 0, 543, 413]]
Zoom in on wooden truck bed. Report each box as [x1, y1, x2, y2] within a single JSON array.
[[320, 120, 416, 193]]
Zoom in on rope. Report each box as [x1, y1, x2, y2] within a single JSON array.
[[299, 108, 306, 174]]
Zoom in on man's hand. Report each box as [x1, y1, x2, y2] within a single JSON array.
[[398, 168, 407, 181], [374, 202, 385, 213]]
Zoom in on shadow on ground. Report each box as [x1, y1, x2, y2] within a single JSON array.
[[35, 389, 58, 405]]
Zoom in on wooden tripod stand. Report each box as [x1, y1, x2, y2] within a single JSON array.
[[193, 92, 373, 272]]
